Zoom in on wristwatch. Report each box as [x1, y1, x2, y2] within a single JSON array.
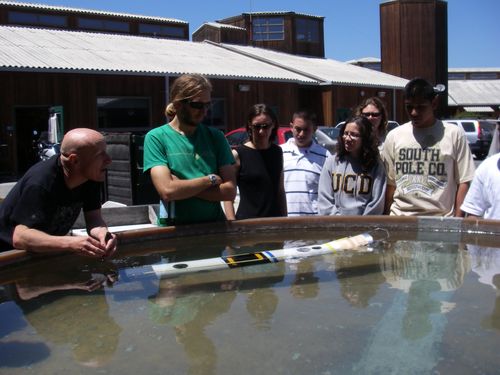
[[208, 174, 218, 186]]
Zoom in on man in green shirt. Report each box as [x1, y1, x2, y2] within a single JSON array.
[[144, 74, 236, 225]]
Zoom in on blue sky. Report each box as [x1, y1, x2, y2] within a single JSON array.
[[28, 0, 499, 68]]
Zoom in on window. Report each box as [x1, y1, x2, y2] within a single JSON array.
[[448, 73, 466, 80], [470, 72, 497, 80], [461, 122, 475, 132], [252, 17, 284, 41], [97, 97, 151, 130], [139, 24, 185, 39], [201, 98, 226, 130], [295, 18, 320, 43], [77, 18, 130, 33], [8, 11, 67, 27]]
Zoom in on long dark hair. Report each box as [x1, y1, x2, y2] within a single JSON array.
[[245, 104, 278, 143], [337, 116, 380, 171]]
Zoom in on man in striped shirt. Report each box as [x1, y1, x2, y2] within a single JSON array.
[[281, 111, 331, 216]]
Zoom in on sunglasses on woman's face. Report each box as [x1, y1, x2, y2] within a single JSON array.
[[183, 100, 211, 110], [361, 112, 381, 118], [251, 123, 273, 130]]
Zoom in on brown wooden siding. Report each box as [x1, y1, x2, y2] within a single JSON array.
[[193, 26, 222, 43], [219, 13, 325, 57], [380, 0, 448, 119], [208, 79, 300, 128], [192, 25, 247, 45], [220, 28, 247, 45], [0, 72, 166, 178], [381, 0, 447, 82], [0, 69, 403, 179], [0, 72, 305, 177]]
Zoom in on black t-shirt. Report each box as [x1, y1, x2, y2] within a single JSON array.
[[0, 156, 102, 251], [235, 143, 284, 220]]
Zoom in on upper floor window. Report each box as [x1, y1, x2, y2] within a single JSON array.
[[77, 17, 130, 33], [295, 18, 320, 43], [8, 11, 67, 27], [139, 23, 185, 39], [252, 17, 284, 41], [448, 73, 466, 80], [470, 72, 497, 80]]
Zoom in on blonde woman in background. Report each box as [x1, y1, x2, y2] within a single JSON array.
[[355, 96, 389, 149]]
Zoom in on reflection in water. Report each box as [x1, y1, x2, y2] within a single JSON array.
[[25, 291, 121, 367], [149, 246, 286, 375], [1, 232, 500, 374], [150, 277, 237, 375], [467, 244, 500, 290], [0, 262, 122, 369], [289, 259, 320, 299], [353, 241, 471, 374], [482, 274, 500, 330], [240, 262, 284, 330], [228, 242, 285, 330], [468, 244, 500, 331], [335, 252, 385, 308]]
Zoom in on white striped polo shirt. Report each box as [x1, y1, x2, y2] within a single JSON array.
[[281, 138, 331, 216]]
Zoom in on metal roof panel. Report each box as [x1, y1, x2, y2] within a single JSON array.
[[0, 26, 319, 83], [463, 106, 494, 113], [222, 44, 408, 89], [448, 80, 500, 106]]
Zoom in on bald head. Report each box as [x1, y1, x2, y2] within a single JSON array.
[[60, 128, 111, 186], [61, 128, 105, 156]]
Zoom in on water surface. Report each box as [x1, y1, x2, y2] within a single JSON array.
[[0, 230, 499, 374]]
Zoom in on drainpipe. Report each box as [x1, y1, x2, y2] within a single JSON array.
[[165, 74, 170, 122], [393, 88, 397, 121]]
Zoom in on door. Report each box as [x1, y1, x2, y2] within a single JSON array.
[[14, 106, 50, 176]]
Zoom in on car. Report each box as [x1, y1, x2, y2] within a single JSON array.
[[442, 119, 496, 159], [225, 126, 293, 149], [315, 126, 339, 153], [386, 120, 400, 132]]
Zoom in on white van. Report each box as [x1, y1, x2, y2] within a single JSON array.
[[442, 119, 496, 159]]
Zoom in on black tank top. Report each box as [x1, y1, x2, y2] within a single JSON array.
[[235, 143, 284, 219]]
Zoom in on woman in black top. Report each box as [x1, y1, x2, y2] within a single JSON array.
[[224, 104, 287, 219]]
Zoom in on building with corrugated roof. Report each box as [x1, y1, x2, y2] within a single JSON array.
[[348, 58, 500, 118], [0, 1, 408, 185]]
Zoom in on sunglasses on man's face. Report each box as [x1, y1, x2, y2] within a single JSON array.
[[183, 100, 211, 110]]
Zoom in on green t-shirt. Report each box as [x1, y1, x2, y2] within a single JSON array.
[[143, 123, 234, 224]]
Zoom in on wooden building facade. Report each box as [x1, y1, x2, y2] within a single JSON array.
[[380, 0, 448, 119], [0, 68, 400, 181], [192, 22, 247, 45], [0, 2, 406, 188], [215, 12, 325, 58]]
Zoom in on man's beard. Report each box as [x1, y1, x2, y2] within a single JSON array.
[[177, 107, 198, 127]]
